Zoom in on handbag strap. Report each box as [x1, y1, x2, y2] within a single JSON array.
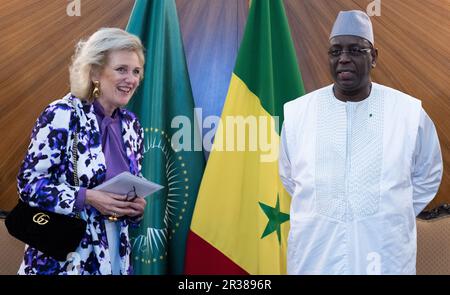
[[70, 98, 79, 187], [69, 98, 82, 220]]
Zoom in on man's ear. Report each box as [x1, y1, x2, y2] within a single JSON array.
[[371, 48, 379, 68]]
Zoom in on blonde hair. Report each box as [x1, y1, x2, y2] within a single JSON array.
[[69, 28, 145, 102]]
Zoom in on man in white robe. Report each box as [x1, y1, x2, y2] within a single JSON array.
[[279, 10, 443, 275]]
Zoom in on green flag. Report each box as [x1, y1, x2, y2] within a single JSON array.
[[126, 0, 205, 274]]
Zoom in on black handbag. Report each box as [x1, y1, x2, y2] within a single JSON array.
[[5, 98, 87, 261], [5, 201, 87, 261]]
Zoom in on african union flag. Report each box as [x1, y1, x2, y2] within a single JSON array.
[[126, 0, 205, 274]]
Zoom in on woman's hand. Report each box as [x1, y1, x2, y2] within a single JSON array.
[[85, 189, 136, 218], [126, 196, 147, 221]]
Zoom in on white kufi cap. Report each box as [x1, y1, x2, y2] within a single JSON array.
[[330, 10, 374, 45]]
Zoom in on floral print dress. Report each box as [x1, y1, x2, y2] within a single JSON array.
[[17, 94, 144, 275]]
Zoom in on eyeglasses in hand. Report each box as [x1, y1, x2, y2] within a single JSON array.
[[126, 186, 137, 202]]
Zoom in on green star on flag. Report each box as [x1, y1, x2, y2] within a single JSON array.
[[259, 195, 290, 244]]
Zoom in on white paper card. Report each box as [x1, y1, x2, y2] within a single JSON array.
[[93, 171, 163, 197]]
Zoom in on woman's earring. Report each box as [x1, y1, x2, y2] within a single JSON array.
[[92, 81, 101, 98]]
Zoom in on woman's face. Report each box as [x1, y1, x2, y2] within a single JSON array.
[[94, 50, 142, 113]]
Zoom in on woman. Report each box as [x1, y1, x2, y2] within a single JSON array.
[[16, 28, 147, 275]]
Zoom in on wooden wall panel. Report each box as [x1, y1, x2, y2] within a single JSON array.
[[0, 0, 135, 210], [285, 0, 450, 208]]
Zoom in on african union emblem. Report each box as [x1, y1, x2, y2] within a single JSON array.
[[130, 126, 194, 269]]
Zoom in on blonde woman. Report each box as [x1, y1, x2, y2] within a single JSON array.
[[17, 28, 147, 275]]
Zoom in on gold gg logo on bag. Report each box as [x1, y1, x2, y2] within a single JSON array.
[[32, 213, 50, 225]]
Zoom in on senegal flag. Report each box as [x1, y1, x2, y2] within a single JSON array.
[[184, 0, 305, 274]]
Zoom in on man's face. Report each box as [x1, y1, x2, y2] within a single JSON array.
[[328, 35, 377, 96]]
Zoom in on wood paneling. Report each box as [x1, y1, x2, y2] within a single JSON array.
[[0, 0, 135, 210], [285, 0, 450, 208]]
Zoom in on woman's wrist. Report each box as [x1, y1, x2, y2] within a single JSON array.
[[85, 189, 95, 206]]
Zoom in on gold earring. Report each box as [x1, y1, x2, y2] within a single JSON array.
[[92, 81, 101, 98]]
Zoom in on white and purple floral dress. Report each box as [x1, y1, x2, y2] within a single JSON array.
[[16, 94, 143, 275]]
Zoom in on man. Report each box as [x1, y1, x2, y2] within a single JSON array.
[[279, 10, 443, 275]]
